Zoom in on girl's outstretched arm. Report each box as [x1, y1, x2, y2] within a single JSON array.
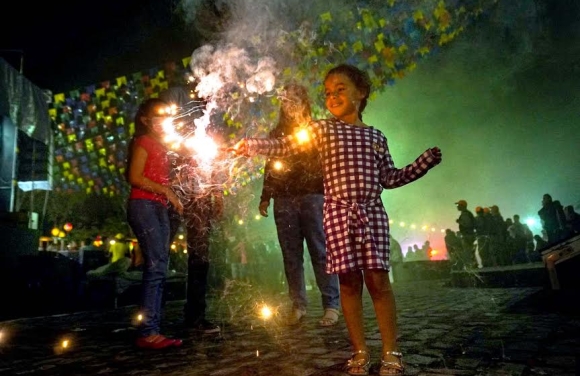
[[380, 147, 442, 189]]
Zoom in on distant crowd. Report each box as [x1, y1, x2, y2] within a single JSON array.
[[446, 194, 580, 270]]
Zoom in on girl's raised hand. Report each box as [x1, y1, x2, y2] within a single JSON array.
[[430, 147, 442, 164]]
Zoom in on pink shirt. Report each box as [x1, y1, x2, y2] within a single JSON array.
[[129, 135, 170, 205]]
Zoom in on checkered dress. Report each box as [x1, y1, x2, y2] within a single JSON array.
[[247, 118, 438, 274]]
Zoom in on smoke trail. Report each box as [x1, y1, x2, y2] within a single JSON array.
[[175, 0, 504, 216]]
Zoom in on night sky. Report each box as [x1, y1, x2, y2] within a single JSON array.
[[366, 1, 580, 252], [2, 0, 579, 253], [1, 0, 198, 92]]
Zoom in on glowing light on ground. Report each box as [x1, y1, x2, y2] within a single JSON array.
[[259, 305, 273, 320]]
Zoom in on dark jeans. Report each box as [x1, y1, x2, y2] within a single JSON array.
[[182, 199, 213, 322], [127, 199, 170, 337], [274, 194, 339, 310], [459, 234, 477, 269]]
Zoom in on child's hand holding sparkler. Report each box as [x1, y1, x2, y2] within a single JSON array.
[[165, 188, 184, 215], [227, 139, 250, 157]]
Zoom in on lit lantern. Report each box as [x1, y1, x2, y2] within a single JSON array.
[[51, 227, 60, 237], [63, 222, 73, 232]]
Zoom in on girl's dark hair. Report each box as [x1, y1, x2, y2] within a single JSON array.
[[133, 98, 168, 137], [125, 98, 168, 180], [325, 64, 372, 120], [275, 83, 312, 135]]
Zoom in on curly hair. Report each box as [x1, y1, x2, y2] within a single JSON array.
[[325, 64, 372, 121]]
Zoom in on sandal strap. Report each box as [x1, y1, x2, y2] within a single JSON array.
[[380, 351, 404, 374], [347, 349, 370, 367], [380, 360, 404, 369], [383, 350, 403, 358]]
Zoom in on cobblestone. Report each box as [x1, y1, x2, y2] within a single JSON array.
[[0, 280, 578, 375]]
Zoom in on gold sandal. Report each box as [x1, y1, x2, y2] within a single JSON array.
[[379, 351, 404, 375], [345, 350, 371, 376]]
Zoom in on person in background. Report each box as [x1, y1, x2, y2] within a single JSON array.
[[175, 154, 224, 334], [537, 194, 566, 245], [78, 237, 97, 267], [507, 215, 530, 264], [109, 233, 130, 263], [489, 205, 507, 266], [563, 205, 580, 236], [444, 229, 462, 268], [160, 68, 223, 335], [259, 83, 340, 327], [455, 200, 476, 269], [231, 64, 442, 376], [126, 98, 184, 350], [531, 235, 547, 262], [388, 237, 403, 282], [474, 206, 492, 267]]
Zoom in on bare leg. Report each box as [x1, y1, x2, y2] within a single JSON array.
[[339, 271, 369, 373], [364, 269, 401, 373]]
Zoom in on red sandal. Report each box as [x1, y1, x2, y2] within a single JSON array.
[[136, 335, 182, 349]]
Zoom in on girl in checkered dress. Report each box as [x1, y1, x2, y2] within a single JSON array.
[[232, 64, 442, 375]]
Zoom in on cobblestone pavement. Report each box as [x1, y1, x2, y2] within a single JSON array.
[[0, 280, 578, 376]]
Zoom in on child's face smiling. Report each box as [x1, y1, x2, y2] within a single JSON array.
[[324, 73, 364, 124]]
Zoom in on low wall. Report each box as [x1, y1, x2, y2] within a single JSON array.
[[391, 260, 452, 283]]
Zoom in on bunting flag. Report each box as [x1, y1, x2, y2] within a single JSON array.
[[48, 0, 499, 196]]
